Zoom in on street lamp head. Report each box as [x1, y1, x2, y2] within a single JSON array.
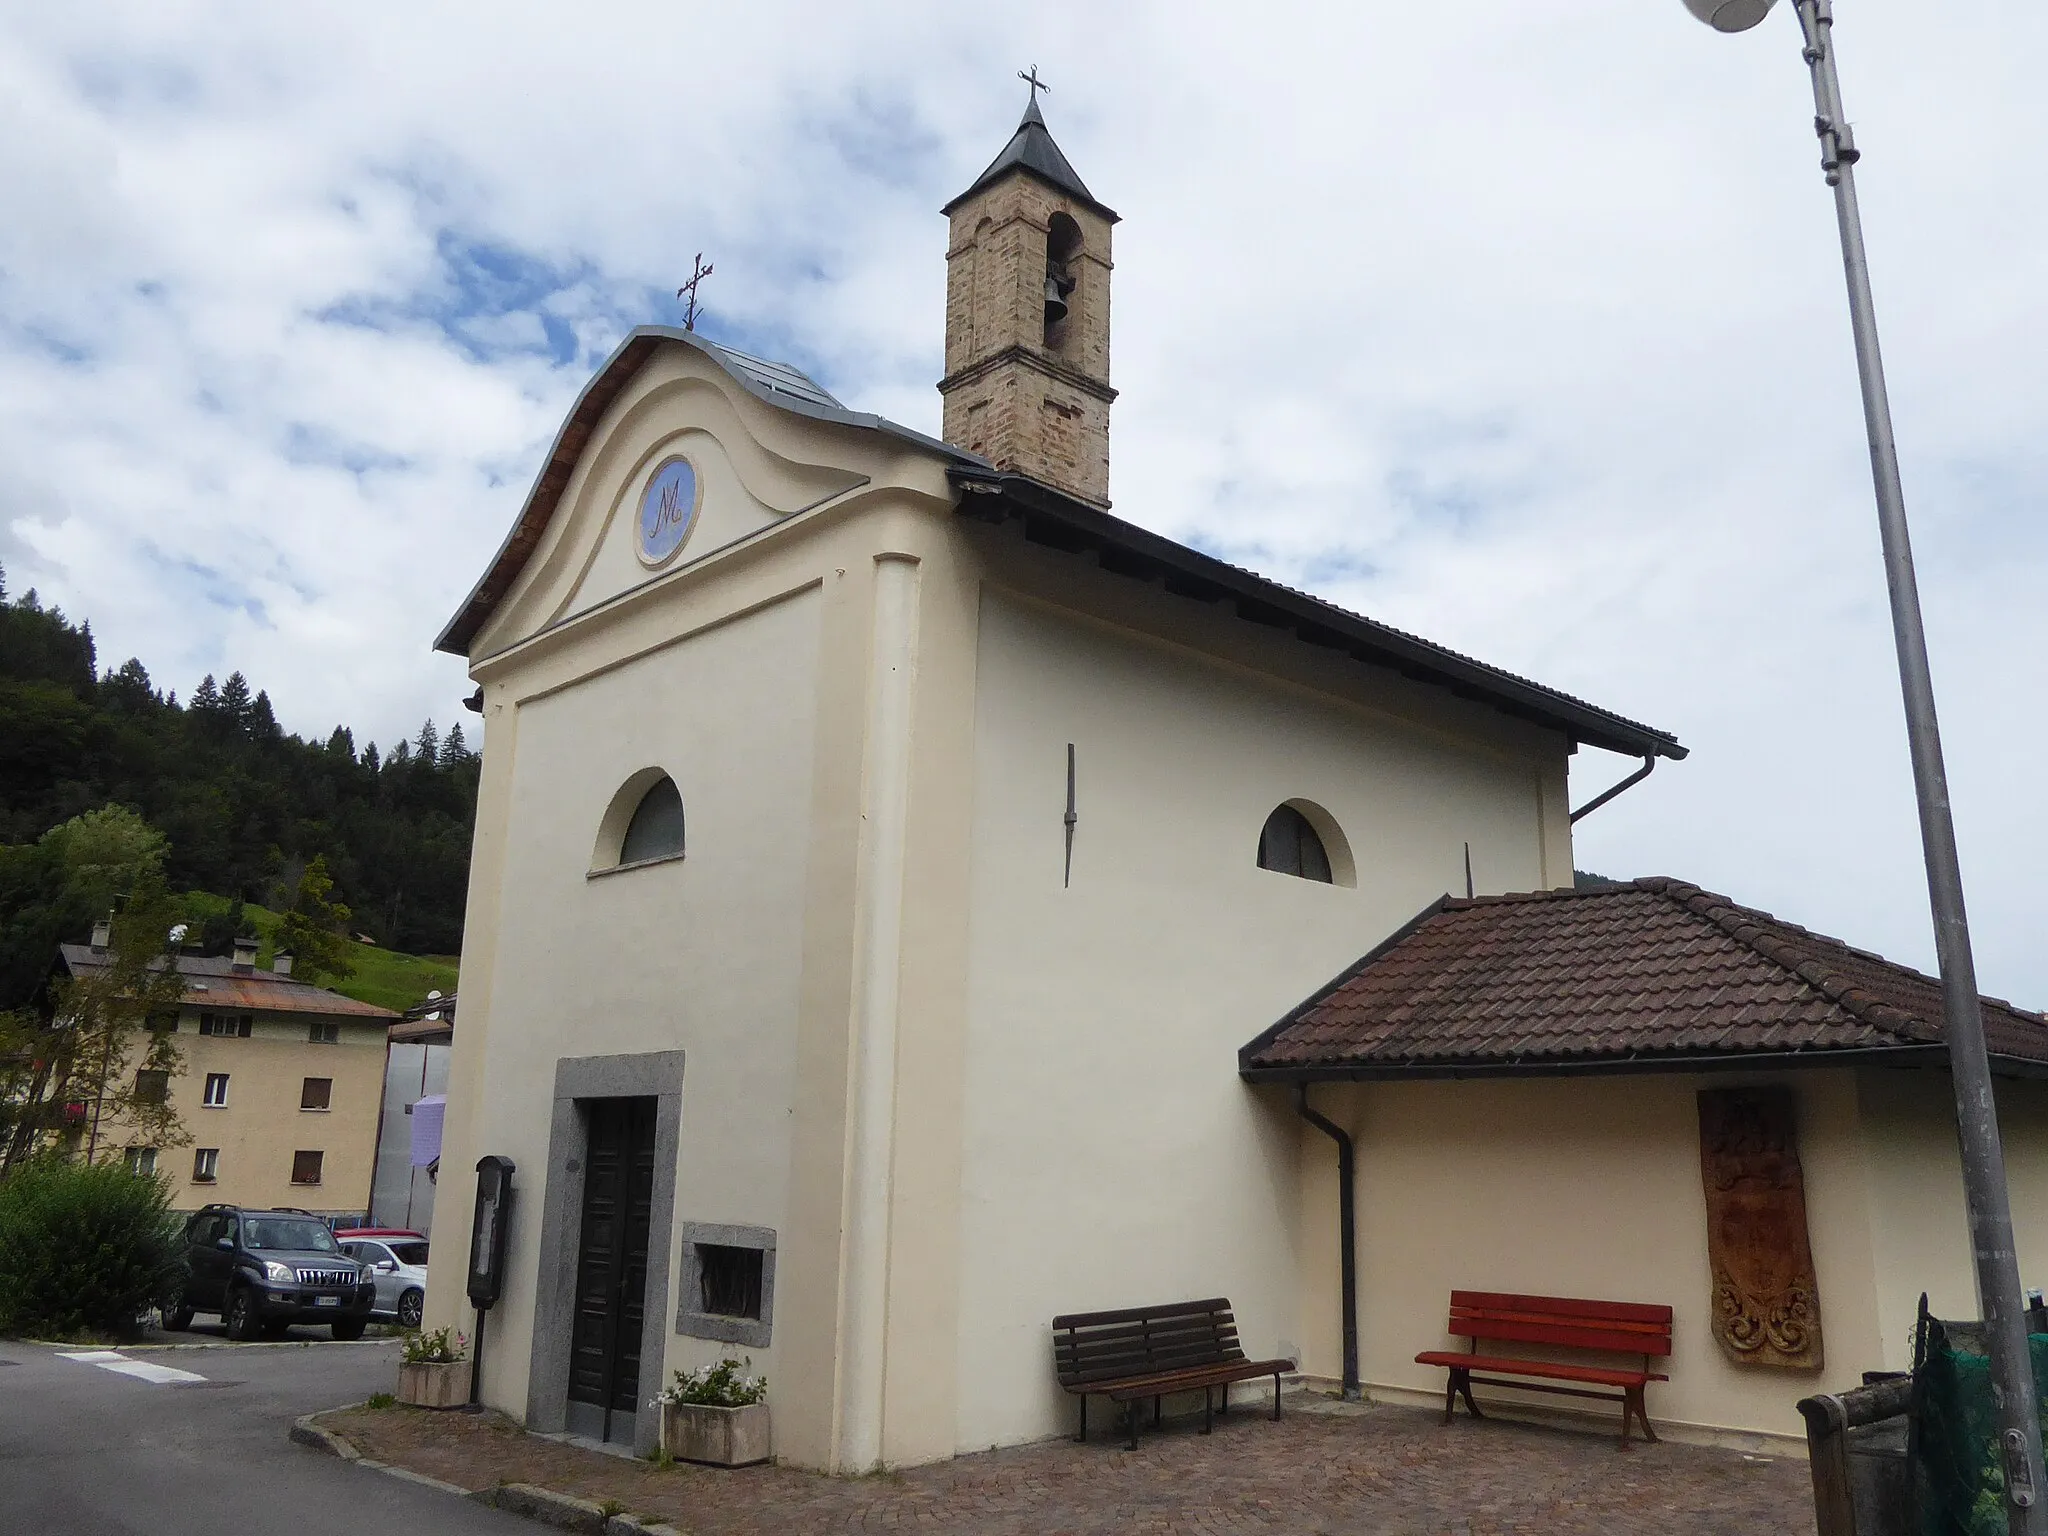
[[1681, 0, 1778, 31]]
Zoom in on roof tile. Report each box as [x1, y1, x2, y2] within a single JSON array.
[[1240, 878, 2048, 1076], [58, 945, 398, 1020]]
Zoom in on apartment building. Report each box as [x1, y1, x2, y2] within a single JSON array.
[[60, 929, 397, 1218]]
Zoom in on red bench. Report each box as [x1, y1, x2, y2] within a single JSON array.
[[1415, 1290, 1672, 1447]]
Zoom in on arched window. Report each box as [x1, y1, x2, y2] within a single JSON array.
[[592, 770, 686, 874], [1258, 804, 1333, 884], [619, 776, 685, 864]]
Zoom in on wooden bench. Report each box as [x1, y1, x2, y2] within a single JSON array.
[[1052, 1298, 1295, 1449], [1415, 1290, 1673, 1447]]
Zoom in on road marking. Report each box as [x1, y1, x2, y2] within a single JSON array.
[[57, 1349, 208, 1385]]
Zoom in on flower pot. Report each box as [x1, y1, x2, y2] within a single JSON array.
[[396, 1359, 471, 1409], [661, 1401, 771, 1466]]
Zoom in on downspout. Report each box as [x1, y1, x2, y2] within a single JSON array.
[[1295, 1083, 1360, 1400], [1569, 753, 1657, 824]]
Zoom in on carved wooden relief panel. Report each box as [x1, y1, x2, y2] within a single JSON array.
[[1697, 1086, 1824, 1370]]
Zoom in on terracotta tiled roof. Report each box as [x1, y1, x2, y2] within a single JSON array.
[[391, 993, 455, 1044], [1239, 878, 2048, 1079], [57, 945, 399, 1020]]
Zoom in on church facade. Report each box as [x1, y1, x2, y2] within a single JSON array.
[[421, 95, 2048, 1467]]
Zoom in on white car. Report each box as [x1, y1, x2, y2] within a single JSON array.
[[338, 1234, 429, 1328]]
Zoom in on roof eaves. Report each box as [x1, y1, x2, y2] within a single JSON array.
[[959, 467, 1686, 762], [1239, 1042, 1956, 1085]]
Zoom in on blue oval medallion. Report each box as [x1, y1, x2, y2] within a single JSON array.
[[637, 457, 699, 566]]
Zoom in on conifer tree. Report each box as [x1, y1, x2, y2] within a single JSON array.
[[276, 856, 354, 984], [219, 671, 252, 731], [249, 690, 280, 740]]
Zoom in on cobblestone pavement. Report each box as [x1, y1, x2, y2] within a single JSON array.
[[319, 1395, 1814, 1535]]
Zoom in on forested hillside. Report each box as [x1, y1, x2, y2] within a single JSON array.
[[0, 569, 477, 998]]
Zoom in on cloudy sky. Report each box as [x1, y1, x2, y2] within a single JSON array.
[[1, 1, 2042, 1000]]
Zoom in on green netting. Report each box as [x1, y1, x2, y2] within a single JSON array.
[[1915, 1319, 2048, 1536]]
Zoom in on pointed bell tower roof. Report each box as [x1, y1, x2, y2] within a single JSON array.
[[942, 93, 1119, 222]]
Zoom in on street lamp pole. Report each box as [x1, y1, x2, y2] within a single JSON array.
[[1683, 2, 2046, 1528]]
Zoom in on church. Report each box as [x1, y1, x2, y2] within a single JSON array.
[[421, 92, 2048, 1467]]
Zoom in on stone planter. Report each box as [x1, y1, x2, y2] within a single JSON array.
[[661, 1401, 771, 1466], [396, 1359, 470, 1409]]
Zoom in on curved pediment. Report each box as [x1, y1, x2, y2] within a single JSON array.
[[443, 328, 975, 661]]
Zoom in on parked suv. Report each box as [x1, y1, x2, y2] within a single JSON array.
[[168, 1206, 375, 1340]]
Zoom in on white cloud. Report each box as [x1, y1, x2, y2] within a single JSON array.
[[1, 0, 2043, 1001]]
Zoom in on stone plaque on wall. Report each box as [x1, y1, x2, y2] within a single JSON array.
[[1697, 1087, 1824, 1370]]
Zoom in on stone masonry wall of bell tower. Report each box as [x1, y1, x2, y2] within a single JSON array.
[[939, 175, 1115, 508]]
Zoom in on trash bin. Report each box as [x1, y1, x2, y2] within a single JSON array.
[[1798, 1375, 1915, 1536]]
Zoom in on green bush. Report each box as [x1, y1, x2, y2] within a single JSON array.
[[0, 1158, 186, 1339]]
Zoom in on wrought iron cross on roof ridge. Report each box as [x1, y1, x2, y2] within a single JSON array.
[[1018, 66, 1049, 101], [676, 252, 714, 333]]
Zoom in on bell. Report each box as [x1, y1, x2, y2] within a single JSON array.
[[1043, 271, 1069, 328]]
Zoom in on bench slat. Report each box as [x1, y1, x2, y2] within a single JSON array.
[[1058, 1325, 1241, 1355], [1444, 1290, 1672, 1359], [1058, 1323, 1242, 1351], [1451, 1320, 1669, 1357], [1098, 1358, 1296, 1400], [1415, 1350, 1666, 1389], [1451, 1304, 1668, 1334], [1064, 1343, 1236, 1368], [1057, 1326, 1243, 1355], [1053, 1298, 1234, 1330], [1064, 1335, 1236, 1368], [1450, 1291, 1672, 1326]]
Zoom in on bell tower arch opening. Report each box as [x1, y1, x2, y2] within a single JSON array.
[[1044, 212, 1082, 350]]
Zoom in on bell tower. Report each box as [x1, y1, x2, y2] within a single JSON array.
[[939, 85, 1118, 508]]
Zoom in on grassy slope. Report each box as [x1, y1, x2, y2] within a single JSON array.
[[186, 894, 458, 1015]]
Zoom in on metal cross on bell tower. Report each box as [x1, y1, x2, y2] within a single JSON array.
[[1018, 66, 1049, 103], [676, 252, 714, 332]]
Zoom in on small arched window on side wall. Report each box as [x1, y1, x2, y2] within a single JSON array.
[[591, 769, 686, 875], [1257, 801, 1356, 887]]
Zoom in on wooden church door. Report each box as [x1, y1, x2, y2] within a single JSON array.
[[566, 1096, 657, 1443]]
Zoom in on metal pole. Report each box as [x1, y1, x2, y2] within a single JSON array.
[[1787, 4, 2044, 1526]]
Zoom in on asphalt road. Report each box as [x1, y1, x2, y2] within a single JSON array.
[[0, 1331, 524, 1535]]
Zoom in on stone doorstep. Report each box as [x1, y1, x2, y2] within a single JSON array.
[[292, 1413, 684, 1536]]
